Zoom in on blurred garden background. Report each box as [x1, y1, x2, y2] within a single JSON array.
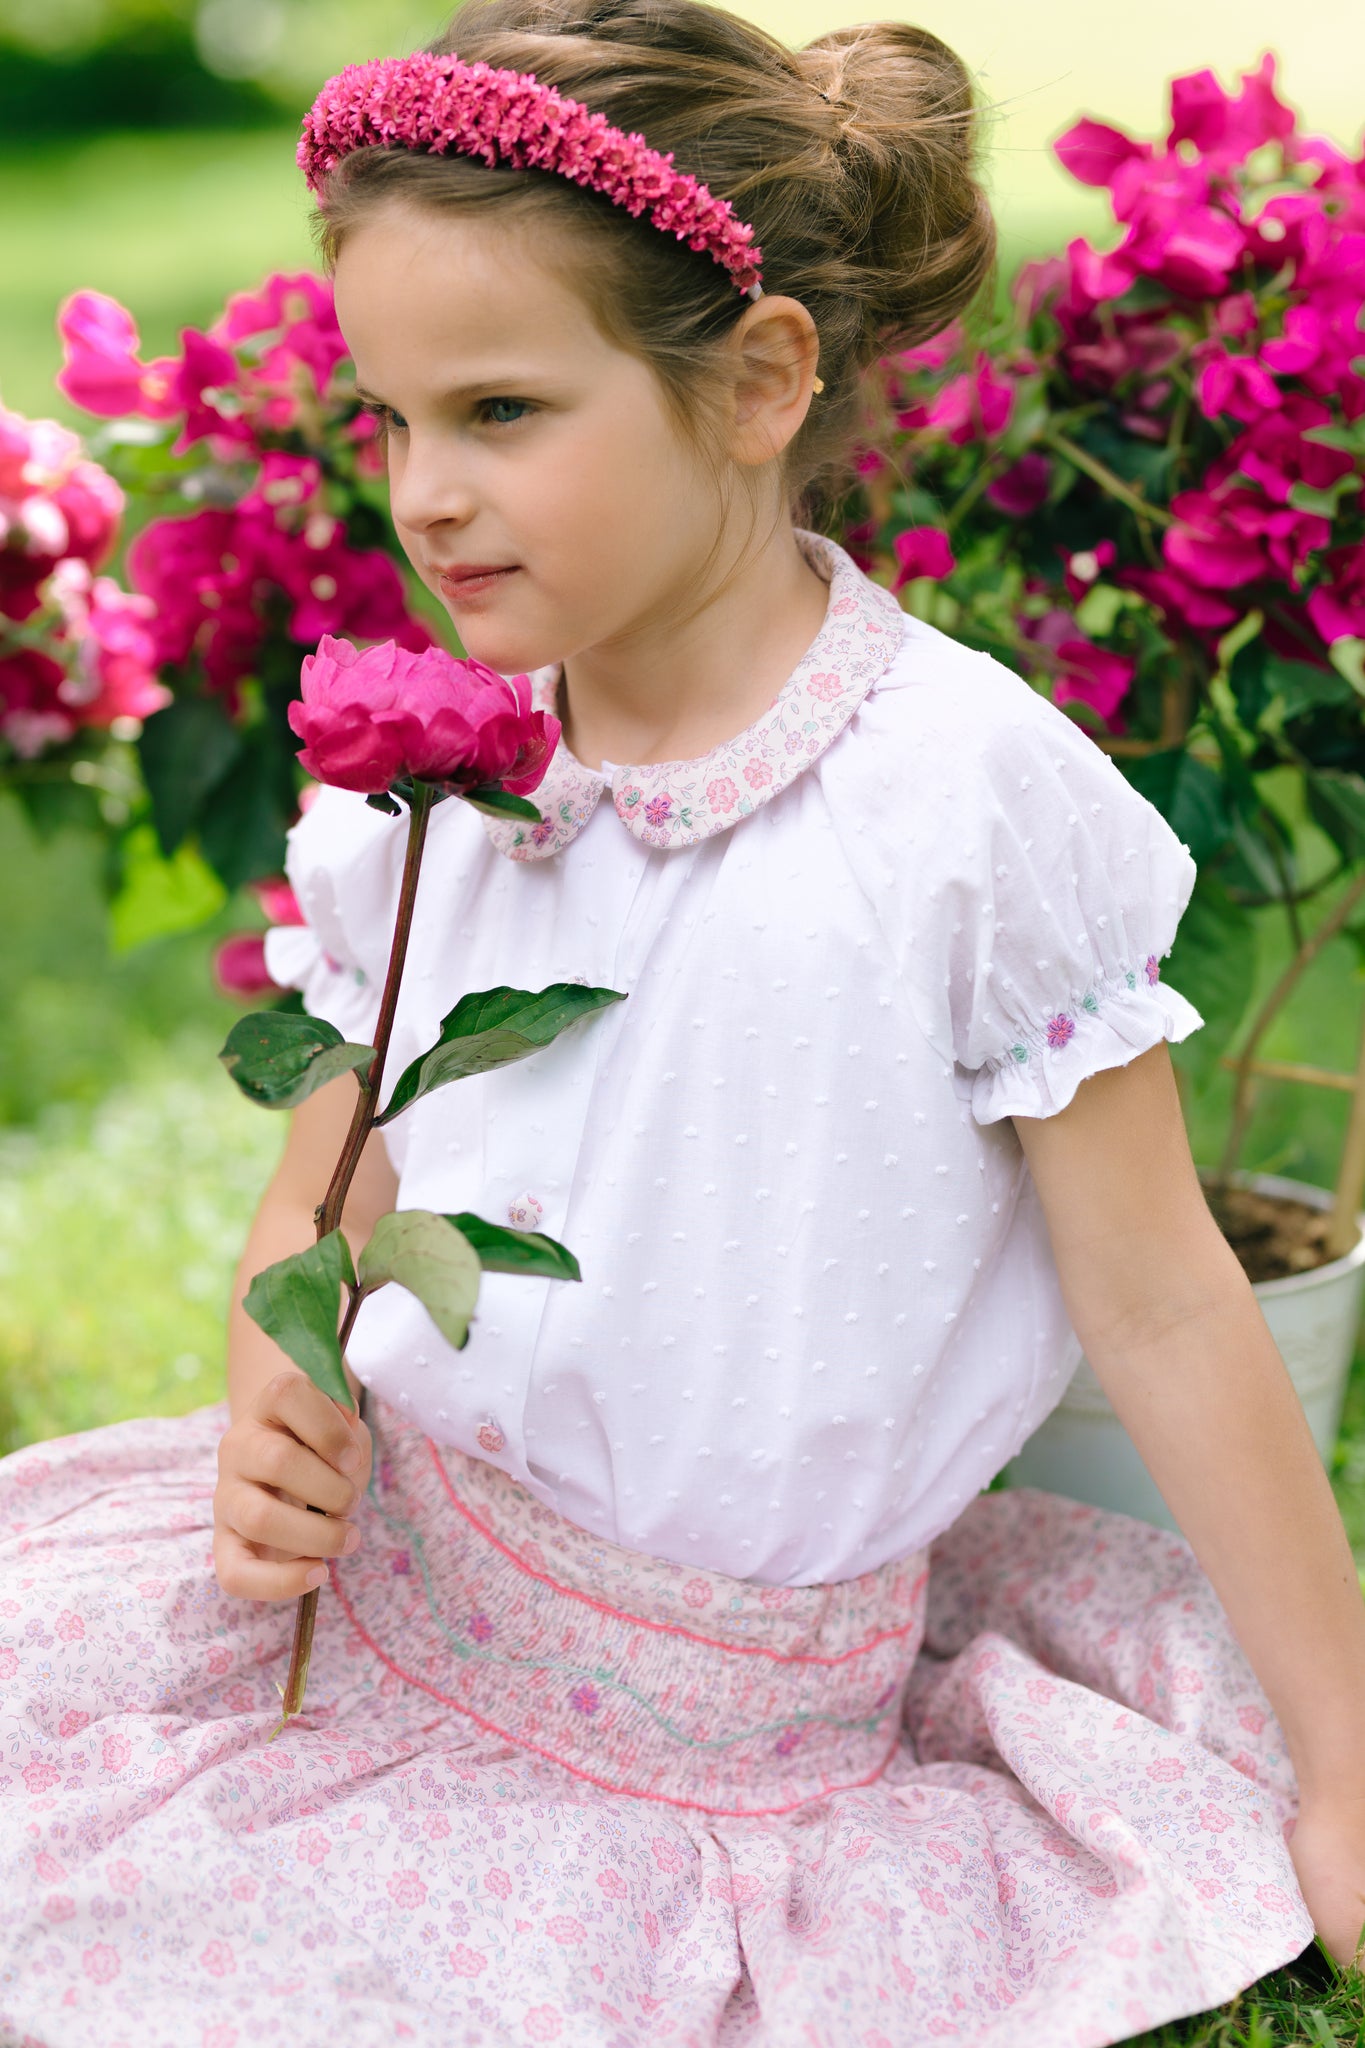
[[1, 0, 1363, 1530]]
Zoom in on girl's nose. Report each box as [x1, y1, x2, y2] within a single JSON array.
[[389, 434, 474, 537]]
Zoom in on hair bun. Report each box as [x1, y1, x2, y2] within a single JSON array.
[[796, 22, 994, 354]]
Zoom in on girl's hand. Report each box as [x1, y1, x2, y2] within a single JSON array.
[[213, 1370, 372, 1601], [1289, 1790, 1365, 1972]]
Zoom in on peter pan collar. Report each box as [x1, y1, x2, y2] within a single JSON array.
[[480, 531, 905, 861]]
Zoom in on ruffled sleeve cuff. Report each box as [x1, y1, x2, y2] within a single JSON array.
[[262, 923, 380, 1046], [971, 964, 1204, 1125]]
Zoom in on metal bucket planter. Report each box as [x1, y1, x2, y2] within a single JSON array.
[[1004, 1172, 1365, 1531]]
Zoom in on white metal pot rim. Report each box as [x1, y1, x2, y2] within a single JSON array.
[[1202, 1168, 1365, 1301]]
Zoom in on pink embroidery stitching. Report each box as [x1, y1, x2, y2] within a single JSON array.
[[427, 1442, 927, 1669], [479, 533, 906, 862]]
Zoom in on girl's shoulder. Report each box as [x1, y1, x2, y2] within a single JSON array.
[[847, 611, 1127, 790], [822, 610, 1185, 878], [819, 614, 1202, 1122]]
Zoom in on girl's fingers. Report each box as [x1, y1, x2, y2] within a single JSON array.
[[238, 1422, 359, 1519], [259, 1371, 368, 1477], [213, 1526, 330, 1603], [219, 1480, 360, 1564]]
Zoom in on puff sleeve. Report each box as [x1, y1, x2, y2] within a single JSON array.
[[827, 625, 1203, 1125], [261, 785, 404, 1045]]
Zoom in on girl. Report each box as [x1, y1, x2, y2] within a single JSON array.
[[1, 2, 1362, 2042]]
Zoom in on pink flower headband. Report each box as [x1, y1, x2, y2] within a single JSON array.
[[298, 53, 764, 299]]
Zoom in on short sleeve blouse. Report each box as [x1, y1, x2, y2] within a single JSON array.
[[266, 533, 1200, 1586]]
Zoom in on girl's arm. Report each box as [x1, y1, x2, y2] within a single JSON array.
[[1014, 1042, 1365, 1969], [214, 1075, 399, 1603]]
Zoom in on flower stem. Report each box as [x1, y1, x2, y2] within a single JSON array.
[[275, 782, 435, 1732], [318, 783, 436, 1239]]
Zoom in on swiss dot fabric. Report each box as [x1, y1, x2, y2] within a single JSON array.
[[266, 537, 1202, 1585]]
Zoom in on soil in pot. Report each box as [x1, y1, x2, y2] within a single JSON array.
[[1203, 1183, 1355, 1284]]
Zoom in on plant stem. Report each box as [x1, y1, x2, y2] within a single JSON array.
[[1215, 868, 1365, 1185], [275, 782, 435, 1731], [318, 784, 435, 1238], [1043, 429, 1176, 531]]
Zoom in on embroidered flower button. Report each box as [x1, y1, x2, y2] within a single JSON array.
[[1145, 954, 1161, 985], [1046, 1014, 1076, 1050], [476, 1418, 506, 1455], [507, 1194, 544, 1230]]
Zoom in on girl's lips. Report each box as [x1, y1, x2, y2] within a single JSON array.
[[436, 565, 519, 603]]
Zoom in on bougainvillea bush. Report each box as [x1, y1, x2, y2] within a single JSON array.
[[854, 55, 1365, 1085], [0, 404, 165, 773], [23, 274, 435, 902]]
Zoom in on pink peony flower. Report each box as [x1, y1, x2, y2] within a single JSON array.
[[892, 525, 956, 587], [288, 635, 558, 797]]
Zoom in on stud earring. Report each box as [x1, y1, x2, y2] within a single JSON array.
[[812, 375, 826, 395]]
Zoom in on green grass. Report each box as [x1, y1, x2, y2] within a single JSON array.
[[0, 127, 314, 422], [1124, 1947, 1364, 2045]]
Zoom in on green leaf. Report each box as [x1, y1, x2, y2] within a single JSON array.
[[446, 1212, 582, 1282], [461, 785, 543, 822], [138, 695, 243, 857], [1121, 751, 1230, 867], [1228, 637, 1355, 728], [1303, 420, 1365, 456], [376, 983, 626, 1126], [366, 790, 402, 816], [243, 1231, 356, 1406], [357, 1210, 482, 1350], [219, 1011, 375, 1109], [1164, 873, 1256, 1095], [1288, 476, 1361, 516], [1328, 636, 1365, 697], [195, 737, 293, 892], [109, 823, 226, 952], [1307, 769, 1365, 864]]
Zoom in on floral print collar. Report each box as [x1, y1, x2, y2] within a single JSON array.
[[479, 531, 906, 861]]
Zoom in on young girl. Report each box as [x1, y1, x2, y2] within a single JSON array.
[[2, 1, 1363, 2041]]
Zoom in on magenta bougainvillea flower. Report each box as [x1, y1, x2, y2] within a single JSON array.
[[289, 635, 560, 796], [892, 527, 955, 587]]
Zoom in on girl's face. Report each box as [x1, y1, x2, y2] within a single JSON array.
[[333, 201, 735, 677]]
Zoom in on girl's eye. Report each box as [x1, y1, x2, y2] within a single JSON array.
[[481, 397, 531, 427], [361, 402, 407, 434]]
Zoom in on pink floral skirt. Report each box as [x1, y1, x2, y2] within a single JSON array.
[[0, 1402, 1311, 2048]]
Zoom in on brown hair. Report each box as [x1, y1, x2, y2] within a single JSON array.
[[315, 0, 994, 524]]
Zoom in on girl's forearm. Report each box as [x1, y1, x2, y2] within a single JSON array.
[[1088, 1279, 1365, 1801]]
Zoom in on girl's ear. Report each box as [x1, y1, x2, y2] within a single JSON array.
[[726, 296, 821, 468]]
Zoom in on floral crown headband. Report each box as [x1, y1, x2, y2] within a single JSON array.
[[299, 52, 764, 299]]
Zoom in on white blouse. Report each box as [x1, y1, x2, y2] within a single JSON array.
[[266, 533, 1201, 1585]]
